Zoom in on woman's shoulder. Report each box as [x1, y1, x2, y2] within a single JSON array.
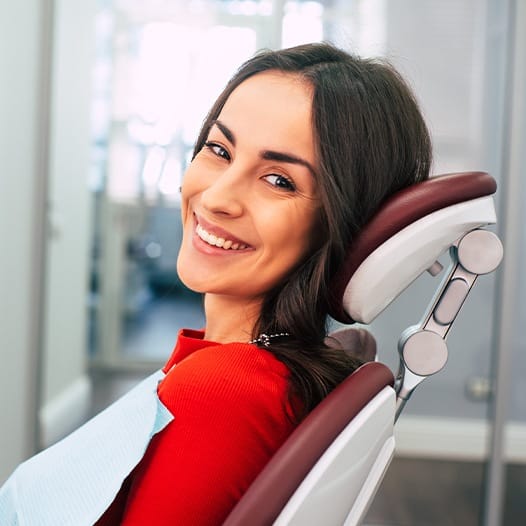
[[158, 341, 291, 409], [172, 339, 289, 379]]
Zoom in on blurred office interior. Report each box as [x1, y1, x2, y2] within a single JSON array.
[[0, 0, 525, 524]]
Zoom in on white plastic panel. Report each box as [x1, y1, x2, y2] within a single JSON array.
[[343, 436, 396, 526], [274, 386, 396, 526], [344, 196, 497, 324]]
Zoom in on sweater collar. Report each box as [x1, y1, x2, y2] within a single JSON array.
[[162, 328, 219, 373]]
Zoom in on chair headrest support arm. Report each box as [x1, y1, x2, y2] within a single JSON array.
[[329, 171, 497, 323]]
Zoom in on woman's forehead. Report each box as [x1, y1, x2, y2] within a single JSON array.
[[216, 71, 316, 163], [223, 70, 313, 112]]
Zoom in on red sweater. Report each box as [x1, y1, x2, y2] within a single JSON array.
[[96, 329, 295, 525]]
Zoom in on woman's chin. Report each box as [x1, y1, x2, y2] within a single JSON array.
[[176, 260, 205, 294]]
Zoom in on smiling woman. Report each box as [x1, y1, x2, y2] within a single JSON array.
[[177, 71, 320, 341], [0, 43, 432, 526]]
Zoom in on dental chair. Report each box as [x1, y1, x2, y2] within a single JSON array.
[[224, 171, 503, 526]]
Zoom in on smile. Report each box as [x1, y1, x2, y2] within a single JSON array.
[[196, 223, 249, 250]]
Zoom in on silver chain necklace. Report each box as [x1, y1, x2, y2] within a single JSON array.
[[248, 332, 290, 347]]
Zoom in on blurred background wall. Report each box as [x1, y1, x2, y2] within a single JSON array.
[[0, 0, 52, 480]]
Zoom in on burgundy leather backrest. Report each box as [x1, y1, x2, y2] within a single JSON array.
[[329, 171, 497, 323], [326, 327, 377, 363], [223, 361, 394, 526]]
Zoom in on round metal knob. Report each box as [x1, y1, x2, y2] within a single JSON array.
[[402, 330, 448, 376], [457, 229, 503, 275]]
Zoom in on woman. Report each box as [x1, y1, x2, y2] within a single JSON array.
[[0, 43, 431, 525]]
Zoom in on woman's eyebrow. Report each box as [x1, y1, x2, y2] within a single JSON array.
[[212, 119, 316, 176], [212, 120, 236, 145], [261, 150, 316, 177]]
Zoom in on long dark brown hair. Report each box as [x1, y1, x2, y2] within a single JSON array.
[[192, 43, 432, 419]]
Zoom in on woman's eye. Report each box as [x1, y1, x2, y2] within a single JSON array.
[[205, 142, 230, 161], [264, 174, 296, 191]]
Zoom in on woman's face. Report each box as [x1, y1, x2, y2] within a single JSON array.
[[177, 71, 320, 305]]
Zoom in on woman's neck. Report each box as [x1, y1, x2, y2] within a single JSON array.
[[203, 294, 262, 343]]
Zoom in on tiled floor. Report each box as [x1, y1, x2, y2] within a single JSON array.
[[365, 458, 526, 525]]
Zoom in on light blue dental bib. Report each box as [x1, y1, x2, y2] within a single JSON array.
[[0, 369, 173, 526]]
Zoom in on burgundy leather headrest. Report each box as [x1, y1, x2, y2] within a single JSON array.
[[329, 171, 497, 324]]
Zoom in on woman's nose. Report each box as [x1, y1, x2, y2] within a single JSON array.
[[200, 167, 246, 217]]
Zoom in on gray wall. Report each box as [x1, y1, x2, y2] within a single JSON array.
[[0, 0, 95, 480], [39, 0, 95, 447], [503, 0, 526, 423], [0, 0, 51, 480]]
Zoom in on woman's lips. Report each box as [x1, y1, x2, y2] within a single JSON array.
[[193, 214, 253, 252], [196, 224, 248, 250]]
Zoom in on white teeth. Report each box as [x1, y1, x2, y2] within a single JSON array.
[[196, 224, 246, 251]]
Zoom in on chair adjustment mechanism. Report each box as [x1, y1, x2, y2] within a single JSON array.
[[395, 228, 503, 419]]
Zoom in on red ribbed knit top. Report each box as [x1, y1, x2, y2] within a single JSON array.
[[96, 328, 296, 525]]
